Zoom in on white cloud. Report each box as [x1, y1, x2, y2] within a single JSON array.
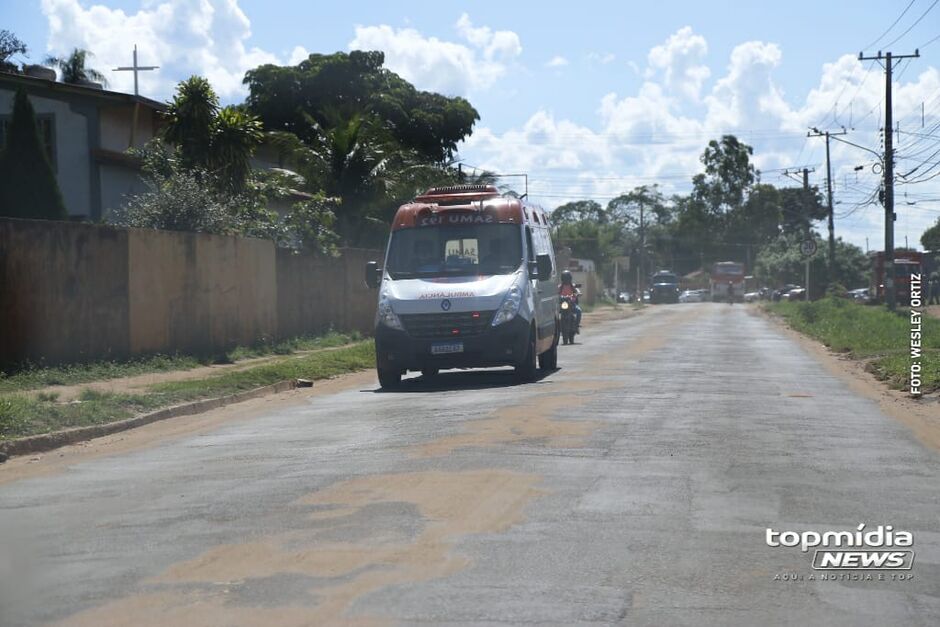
[[288, 45, 310, 65], [705, 40, 787, 129], [646, 26, 710, 101], [458, 27, 940, 248], [454, 13, 522, 61], [349, 15, 522, 96], [546, 55, 569, 68], [40, 0, 285, 101]]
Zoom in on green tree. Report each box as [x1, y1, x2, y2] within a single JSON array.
[[0, 30, 28, 72], [44, 48, 107, 86], [694, 135, 756, 215], [754, 232, 868, 294], [921, 217, 940, 252], [551, 200, 606, 224], [0, 89, 67, 220], [161, 77, 263, 192], [244, 51, 478, 164]]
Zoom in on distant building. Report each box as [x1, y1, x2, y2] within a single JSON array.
[[0, 69, 165, 221]]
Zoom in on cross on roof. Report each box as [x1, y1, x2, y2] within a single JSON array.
[[112, 45, 158, 96]]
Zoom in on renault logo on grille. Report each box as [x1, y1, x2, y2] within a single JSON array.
[[441, 299, 451, 311]]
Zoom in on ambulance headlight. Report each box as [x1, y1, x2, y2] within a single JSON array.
[[376, 291, 403, 330], [492, 286, 522, 326]]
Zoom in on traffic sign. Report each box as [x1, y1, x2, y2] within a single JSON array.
[[799, 239, 817, 257]]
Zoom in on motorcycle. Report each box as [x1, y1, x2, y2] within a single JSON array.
[[559, 295, 578, 345]]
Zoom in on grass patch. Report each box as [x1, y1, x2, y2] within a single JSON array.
[[0, 354, 204, 394], [767, 298, 940, 393], [0, 340, 375, 441], [225, 330, 360, 361], [0, 331, 363, 394]]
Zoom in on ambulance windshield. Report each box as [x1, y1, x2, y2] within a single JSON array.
[[386, 223, 522, 279]]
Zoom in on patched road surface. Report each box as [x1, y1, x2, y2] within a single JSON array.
[[1, 304, 939, 626]]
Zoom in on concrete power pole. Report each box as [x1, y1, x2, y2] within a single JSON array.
[[859, 50, 919, 310], [808, 127, 846, 270], [635, 202, 645, 303]]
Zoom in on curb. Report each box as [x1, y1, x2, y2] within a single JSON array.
[[0, 379, 297, 459]]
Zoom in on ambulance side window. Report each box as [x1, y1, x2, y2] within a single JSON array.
[[525, 226, 535, 262]]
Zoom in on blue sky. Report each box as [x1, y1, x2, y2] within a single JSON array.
[[6, 1, 940, 250]]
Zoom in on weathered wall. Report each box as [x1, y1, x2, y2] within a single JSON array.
[[276, 247, 381, 338], [1, 218, 380, 368], [127, 231, 277, 356], [0, 219, 129, 366]]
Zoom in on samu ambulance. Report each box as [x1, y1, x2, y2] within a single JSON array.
[[365, 185, 559, 388]]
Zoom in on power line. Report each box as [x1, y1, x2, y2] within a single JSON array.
[[862, 0, 918, 51], [883, 0, 940, 48]]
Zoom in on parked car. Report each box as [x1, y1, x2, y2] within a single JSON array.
[[617, 291, 631, 303], [679, 289, 706, 303], [785, 287, 806, 301], [744, 291, 761, 303], [773, 284, 799, 301], [848, 287, 870, 304]]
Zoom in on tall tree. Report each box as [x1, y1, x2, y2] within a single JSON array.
[[921, 217, 940, 252], [0, 89, 67, 220], [0, 30, 28, 73], [244, 51, 479, 164], [44, 48, 107, 86], [551, 200, 606, 224], [697, 135, 756, 212], [161, 76, 263, 192]]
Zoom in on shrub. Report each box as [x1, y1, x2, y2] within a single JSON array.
[[0, 88, 68, 220]]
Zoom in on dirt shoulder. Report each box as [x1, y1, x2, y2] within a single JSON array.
[[0, 369, 377, 486], [755, 307, 940, 452], [30, 346, 351, 402]]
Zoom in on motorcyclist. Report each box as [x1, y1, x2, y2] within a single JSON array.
[[727, 280, 735, 304], [559, 270, 582, 333]]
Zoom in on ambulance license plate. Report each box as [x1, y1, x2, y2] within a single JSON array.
[[431, 341, 463, 355]]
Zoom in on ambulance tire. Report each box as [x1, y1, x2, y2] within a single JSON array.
[[515, 327, 538, 382], [377, 367, 401, 389]]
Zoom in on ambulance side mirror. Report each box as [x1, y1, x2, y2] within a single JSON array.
[[365, 261, 381, 289]]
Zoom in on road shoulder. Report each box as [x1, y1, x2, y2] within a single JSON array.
[[0, 370, 377, 486], [755, 306, 940, 452]]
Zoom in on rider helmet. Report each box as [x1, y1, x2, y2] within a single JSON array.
[[561, 270, 573, 285]]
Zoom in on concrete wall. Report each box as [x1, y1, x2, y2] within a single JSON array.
[[0, 218, 380, 368], [127, 230, 278, 356], [0, 219, 129, 366], [276, 247, 380, 338]]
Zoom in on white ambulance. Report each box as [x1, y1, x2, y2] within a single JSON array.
[[365, 185, 559, 388]]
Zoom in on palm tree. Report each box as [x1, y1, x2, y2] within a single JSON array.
[[44, 48, 107, 86], [209, 107, 264, 192], [161, 76, 263, 192], [163, 76, 219, 169]]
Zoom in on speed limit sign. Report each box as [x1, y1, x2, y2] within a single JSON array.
[[799, 239, 817, 257]]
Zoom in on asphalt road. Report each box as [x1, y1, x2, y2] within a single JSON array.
[[1, 303, 938, 626]]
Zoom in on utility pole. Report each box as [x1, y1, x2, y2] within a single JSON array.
[[808, 127, 846, 269], [802, 169, 811, 300], [859, 49, 919, 310], [635, 202, 645, 303]]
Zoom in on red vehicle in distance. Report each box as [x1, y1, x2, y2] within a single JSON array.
[[871, 251, 923, 306], [709, 261, 746, 302]]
